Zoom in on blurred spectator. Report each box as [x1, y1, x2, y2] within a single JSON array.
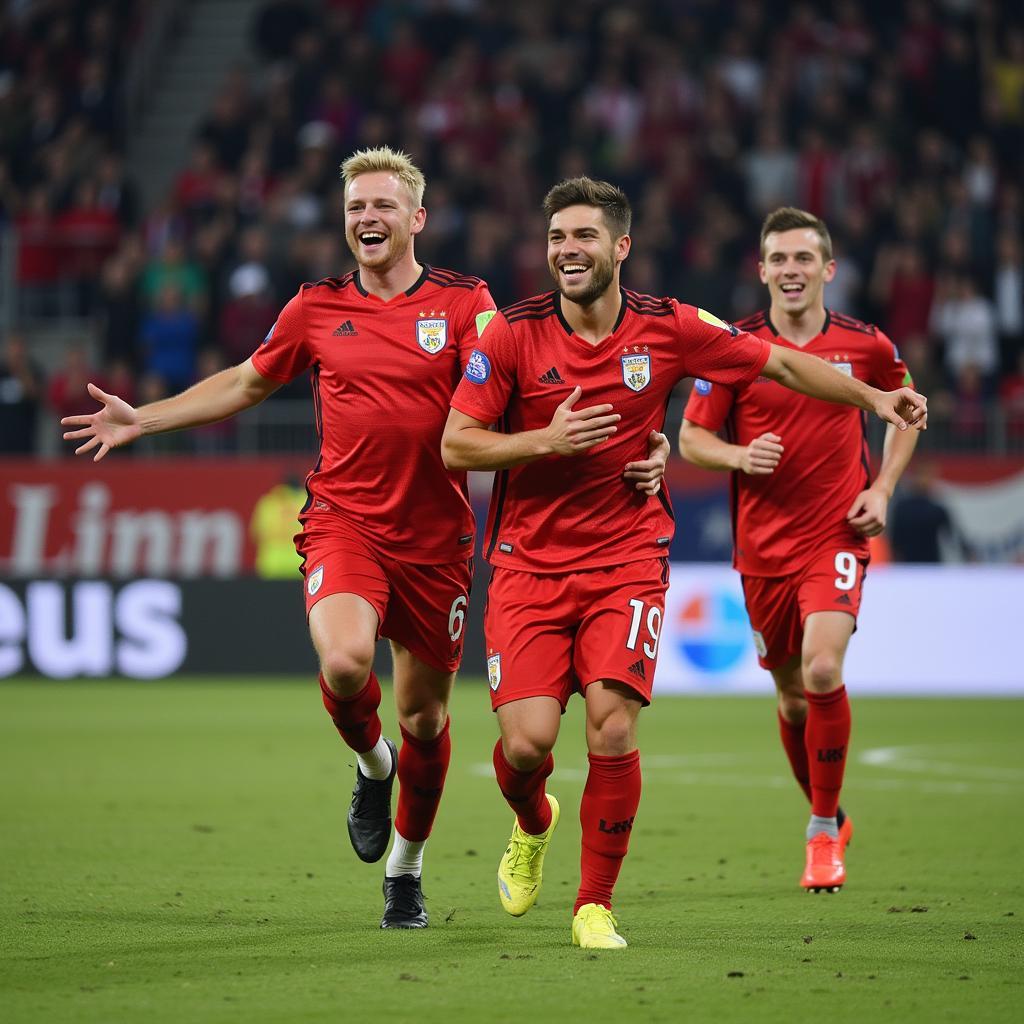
[[931, 272, 999, 387], [219, 262, 278, 364], [0, 331, 43, 453], [871, 243, 935, 347], [140, 285, 201, 393], [141, 237, 206, 314], [193, 348, 237, 453], [890, 463, 965, 563], [744, 122, 798, 216], [47, 346, 97, 431], [994, 231, 1023, 372]]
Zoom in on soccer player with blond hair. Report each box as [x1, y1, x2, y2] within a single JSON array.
[[442, 181, 926, 947], [680, 207, 919, 892]]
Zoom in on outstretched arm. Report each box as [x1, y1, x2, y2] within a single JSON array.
[[441, 385, 620, 471], [762, 345, 927, 431], [61, 357, 281, 461]]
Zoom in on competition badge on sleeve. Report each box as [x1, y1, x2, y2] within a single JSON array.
[[621, 350, 651, 392], [466, 348, 491, 384], [416, 312, 448, 354]]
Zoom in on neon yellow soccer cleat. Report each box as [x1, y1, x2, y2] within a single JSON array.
[[497, 794, 560, 916], [571, 903, 628, 949]]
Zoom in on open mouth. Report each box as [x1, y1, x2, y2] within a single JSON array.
[[359, 231, 387, 249], [780, 283, 805, 296], [559, 263, 590, 279]]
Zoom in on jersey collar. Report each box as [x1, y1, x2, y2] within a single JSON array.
[[352, 262, 431, 299], [764, 308, 832, 340], [554, 287, 628, 339]]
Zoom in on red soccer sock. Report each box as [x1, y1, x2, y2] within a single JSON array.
[[492, 739, 553, 835], [777, 709, 813, 803], [319, 671, 383, 754], [804, 686, 851, 818], [394, 718, 452, 842], [575, 750, 641, 915]]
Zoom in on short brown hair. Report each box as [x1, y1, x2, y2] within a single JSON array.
[[543, 177, 632, 238], [340, 146, 426, 208], [760, 207, 833, 261]]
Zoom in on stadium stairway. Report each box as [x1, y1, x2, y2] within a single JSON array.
[[127, 0, 266, 213]]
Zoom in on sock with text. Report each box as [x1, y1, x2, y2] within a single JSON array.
[[575, 750, 642, 915], [804, 686, 851, 820]]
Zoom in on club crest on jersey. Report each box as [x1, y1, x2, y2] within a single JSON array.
[[833, 362, 853, 376], [416, 318, 448, 354], [307, 564, 324, 597], [487, 653, 501, 691], [694, 378, 712, 395], [621, 353, 651, 392]]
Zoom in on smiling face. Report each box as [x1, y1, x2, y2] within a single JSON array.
[[344, 170, 425, 273], [759, 227, 836, 317], [547, 205, 630, 307]]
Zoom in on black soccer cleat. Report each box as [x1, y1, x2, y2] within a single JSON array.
[[380, 873, 428, 929], [346, 737, 398, 863]]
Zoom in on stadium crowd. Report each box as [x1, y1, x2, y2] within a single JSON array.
[[1, 0, 1024, 454]]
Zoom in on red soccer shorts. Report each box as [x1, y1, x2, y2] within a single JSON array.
[[483, 558, 670, 711], [741, 545, 868, 670], [296, 513, 473, 673]]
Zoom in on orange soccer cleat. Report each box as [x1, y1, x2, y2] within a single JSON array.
[[801, 832, 846, 893], [837, 812, 854, 852]]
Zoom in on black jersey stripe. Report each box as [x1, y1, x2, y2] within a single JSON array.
[[505, 310, 557, 324], [485, 413, 512, 561], [502, 295, 554, 316], [300, 363, 325, 518], [734, 310, 768, 330], [427, 267, 483, 286], [830, 312, 877, 335]]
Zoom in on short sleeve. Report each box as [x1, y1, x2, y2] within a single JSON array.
[[454, 281, 498, 371], [682, 376, 736, 432], [250, 289, 311, 382], [676, 303, 771, 389], [869, 328, 915, 391], [449, 311, 517, 424]]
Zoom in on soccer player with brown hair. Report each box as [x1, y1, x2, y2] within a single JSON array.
[[679, 207, 919, 893], [441, 180, 926, 947]]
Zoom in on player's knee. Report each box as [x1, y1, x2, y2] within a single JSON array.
[[320, 644, 375, 695], [590, 713, 636, 756], [398, 703, 448, 741], [778, 691, 807, 723], [803, 651, 842, 693], [502, 734, 553, 771]]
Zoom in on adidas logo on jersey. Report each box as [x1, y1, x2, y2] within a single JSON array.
[[538, 367, 566, 384], [835, 593, 853, 605], [627, 658, 646, 681], [333, 320, 358, 336]]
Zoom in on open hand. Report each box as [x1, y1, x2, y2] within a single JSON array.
[[543, 385, 620, 456], [60, 382, 142, 462]]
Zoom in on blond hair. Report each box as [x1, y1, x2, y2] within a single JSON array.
[[760, 207, 833, 261], [340, 146, 426, 208]]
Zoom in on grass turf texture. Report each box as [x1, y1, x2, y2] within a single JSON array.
[[2, 680, 1021, 1024]]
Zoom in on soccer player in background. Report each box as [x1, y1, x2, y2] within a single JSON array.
[[679, 207, 919, 892], [441, 179, 926, 948], [62, 147, 669, 929]]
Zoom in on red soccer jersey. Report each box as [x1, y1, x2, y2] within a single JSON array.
[[450, 289, 771, 573], [683, 309, 914, 577], [251, 265, 496, 562]]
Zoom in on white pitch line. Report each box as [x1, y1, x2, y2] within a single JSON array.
[[859, 745, 1024, 782]]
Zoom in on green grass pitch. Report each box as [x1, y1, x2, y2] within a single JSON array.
[[2, 679, 1021, 1023]]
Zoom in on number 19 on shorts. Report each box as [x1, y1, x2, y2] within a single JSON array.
[[626, 598, 662, 659]]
